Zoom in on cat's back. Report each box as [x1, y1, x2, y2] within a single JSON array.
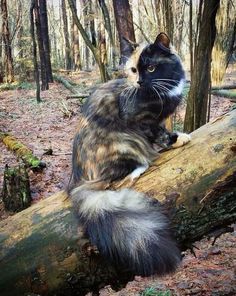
[[82, 78, 126, 120]]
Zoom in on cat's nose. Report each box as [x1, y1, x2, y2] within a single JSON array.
[[137, 80, 144, 86]]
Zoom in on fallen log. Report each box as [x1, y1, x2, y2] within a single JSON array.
[[0, 132, 46, 170], [0, 110, 236, 296], [53, 74, 81, 95], [211, 89, 236, 101], [211, 84, 236, 90]]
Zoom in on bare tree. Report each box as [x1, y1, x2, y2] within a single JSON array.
[[62, 0, 73, 70], [34, 0, 48, 90], [1, 0, 14, 82], [184, 0, 220, 132], [39, 0, 53, 82], [68, 0, 109, 82], [30, 0, 41, 102], [112, 0, 136, 64], [71, 0, 81, 71]]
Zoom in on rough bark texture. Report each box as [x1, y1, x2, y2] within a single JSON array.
[[34, 0, 49, 90], [112, 0, 136, 64], [2, 165, 31, 212], [68, 0, 109, 82], [61, 0, 72, 70], [71, 0, 82, 71], [39, 0, 53, 82], [0, 110, 235, 296], [184, 0, 220, 132], [30, 0, 41, 103], [1, 0, 14, 82]]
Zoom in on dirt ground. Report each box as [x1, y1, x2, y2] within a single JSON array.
[[0, 69, 235, 296]]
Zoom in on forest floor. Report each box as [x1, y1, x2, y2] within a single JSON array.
[[0, 68, 236, 296]]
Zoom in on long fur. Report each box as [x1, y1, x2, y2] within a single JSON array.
[[69, 33, 187, 277], [70, 185, 181, 276]]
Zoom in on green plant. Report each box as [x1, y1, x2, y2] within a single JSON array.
[[140, 287, 172, 296]]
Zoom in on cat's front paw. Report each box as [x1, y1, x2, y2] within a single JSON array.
[[172, 132, 191, 148]]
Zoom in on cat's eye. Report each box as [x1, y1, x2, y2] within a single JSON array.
[[131, 67, 137, 73], [147, 65, 156, 73]]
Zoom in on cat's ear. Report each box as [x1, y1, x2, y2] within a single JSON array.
[[154, 32, 170, 52], [121, 37, 139, 60]]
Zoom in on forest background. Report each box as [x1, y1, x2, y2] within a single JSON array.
[[0, 0, 236, 295]]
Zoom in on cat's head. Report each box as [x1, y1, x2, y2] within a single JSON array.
[[124, 33, 185, 98]]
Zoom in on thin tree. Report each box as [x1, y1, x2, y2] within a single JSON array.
[[1, 0, 14, 82], [211, 0, 236, 85], [34, 0, 48, 90], [98, 0, 114, 47], [39, 0, 53, 82], [62, 0, 73, 70], [112, 0, 136, 64], [71, 0, 81, 71], [184, 0, 220, 132], [30, 0, 41, 102], [67, 0, 109, 82]]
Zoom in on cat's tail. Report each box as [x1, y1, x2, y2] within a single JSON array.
[[70, 182, 181, 276]]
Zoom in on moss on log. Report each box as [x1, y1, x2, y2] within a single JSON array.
[[211, 89, 236, 101], [0, 110, 235, 296], [0, 132, 46, 170], [53, 74, 79, 95]]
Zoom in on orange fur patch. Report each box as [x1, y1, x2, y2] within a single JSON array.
[[125, 43, 147, 87]]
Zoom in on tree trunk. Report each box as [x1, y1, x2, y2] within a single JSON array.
[[112, 0, 136, 64], [161, 0, 174, 43], [189, 0, 193, 78], [30, 0, 41, 103], [68, 0, 109, 82], [71, 0, 82, 71], [81, 0, 91, 70], [184, 0, 220, 132], [1, 0, 14, 83], [39, 0, 53, 82], [0, 109, 235, 296], [61, 0, 72, 70], [2, 165, 31, 212], [98, 0, 114, 47], [34, 0, 49, 90]]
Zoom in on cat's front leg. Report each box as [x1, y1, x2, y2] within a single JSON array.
[[171, 132, 191, 148]]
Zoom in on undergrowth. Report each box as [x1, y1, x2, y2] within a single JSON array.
[[140, 287, 172, 296]]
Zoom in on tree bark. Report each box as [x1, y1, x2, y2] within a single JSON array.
[[1, 0, 14, 82], [0, 109, 236, 296], [34, 0, 49, 90], [2, 165, 31, 212], [39, 0, 53, 82], [184, 0, 220, 132], [112, 0, 136, 64], [71, 0, 82, 71], [68, 0, 109, 82], [62, 0, 73, 70], [30, 0, 41, 103]]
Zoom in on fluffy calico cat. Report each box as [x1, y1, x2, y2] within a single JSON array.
[[68, 33, 190, 276]]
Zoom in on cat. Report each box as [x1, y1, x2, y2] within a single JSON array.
[[68, 33, 190, 276]]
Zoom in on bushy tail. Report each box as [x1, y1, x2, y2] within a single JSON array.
[[70, 184, 181, 276]]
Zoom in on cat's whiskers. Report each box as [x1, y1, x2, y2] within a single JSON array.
[[155, 83, 171, 93], [151, 85, 164, 118], [152, 78, 179, 84], [121, 85, 138, 103], [121, 85, 133, 97], [152, 82, 171, 95]]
